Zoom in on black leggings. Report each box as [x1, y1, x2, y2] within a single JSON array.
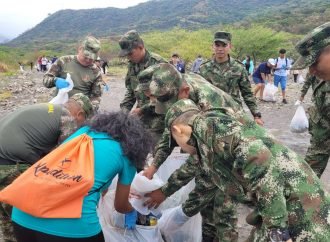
[[13, 222, 105, 242]]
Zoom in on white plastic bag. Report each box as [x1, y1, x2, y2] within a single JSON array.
[[98, 190, 164, 242], [263, 83, 278, 102], [297, 74, 305, 84], [158, 206, 202, 242], [130, 172, 165, 215], [49, 73, 74, 104], [290, 105, 309, 133]]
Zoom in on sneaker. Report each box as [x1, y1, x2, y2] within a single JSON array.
[[282, 99, 288, 104]]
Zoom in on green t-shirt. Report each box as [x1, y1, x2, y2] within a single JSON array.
[[0, 103, 63, 164]]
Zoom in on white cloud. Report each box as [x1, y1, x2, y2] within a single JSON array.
[[0, 0, 150, 39]]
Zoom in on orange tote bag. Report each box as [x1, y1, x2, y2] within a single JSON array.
[[0, 133, 94, 218]]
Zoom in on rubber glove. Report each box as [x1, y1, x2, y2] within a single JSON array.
[[55, 77, 70, 89], [124, 209, 137, 230], [104, 84, 109, 92]]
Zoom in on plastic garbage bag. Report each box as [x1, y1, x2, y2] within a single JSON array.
[[49, 73, 74, 104], [290, 105, 309, 133], [263, 83, 278, 102], [130, 172, 165, 215], [297, 74, 305, 84], [98, 190, 164, 242], [158, 206, 202, 242]]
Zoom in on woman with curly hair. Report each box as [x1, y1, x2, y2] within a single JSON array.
[[11, 112, 154, 242]]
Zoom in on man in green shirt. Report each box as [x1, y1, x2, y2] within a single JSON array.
[[199, 31, 263, 125], [119, 30, 167, 142], [292, 22, 330, 177], [164, 98, 330, 241], [43, 36, 103, 111], [0, 93, 93, 242]]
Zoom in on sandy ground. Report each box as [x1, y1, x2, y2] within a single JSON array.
[[0, 70, 329, 241]]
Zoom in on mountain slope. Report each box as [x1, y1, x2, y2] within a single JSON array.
[[8, 0, 330, 47]]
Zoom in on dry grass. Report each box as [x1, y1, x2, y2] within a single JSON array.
[[0, 62, 9, 73], [0, 91, 12, 101]]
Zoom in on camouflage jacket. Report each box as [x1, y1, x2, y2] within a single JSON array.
[[300, 74, 321, 98], [192, 111, 330, 240], [199, 57, 259, 116], [308, 80, 330, 125], [120, 50, 166, 114], [43, 55, 103, 109], [153, 73, 244, 168]]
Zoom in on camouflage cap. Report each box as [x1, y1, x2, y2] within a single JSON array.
[[70, 93, 94, 118], [214, 31, 232, 44], [147, 63, 183, 114], [292, 22, 330, 70], [118, 30, 144, 57], [165, 99, 200, 129], [136, 64, 160, 92], [81, 36, 101, 60]]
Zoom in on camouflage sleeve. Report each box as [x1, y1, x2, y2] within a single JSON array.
[[120, 73, 136, 113], [43, 58, 64, 88], [239, 69, 260, 116], [300, 74, 313, 98], [234, 137, 288, 229], [152, 128, 175, 168], [160, 155, 198, 197], [90, 71, 103, 110], [58, 108, 78, 144], [181, 168, 218, 217]]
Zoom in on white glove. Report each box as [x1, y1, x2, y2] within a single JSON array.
[[294, 100, 302, 106]]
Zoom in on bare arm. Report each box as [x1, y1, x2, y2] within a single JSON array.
[[114, 182, 133, 213]]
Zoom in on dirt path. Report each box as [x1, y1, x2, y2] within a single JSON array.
[[0, 70, 329, 241]]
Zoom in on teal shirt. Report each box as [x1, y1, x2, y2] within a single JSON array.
[[12, 126, 136, 238]]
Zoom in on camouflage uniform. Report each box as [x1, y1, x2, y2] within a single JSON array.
[[0, 94, 92, 241], [43, 36, 103, 110], [292, 22, 330, 177], [139, 63, 247, 241], [166, 99, 330, 241], [200, 57, 259, 116], [119, 30, 167, 141]]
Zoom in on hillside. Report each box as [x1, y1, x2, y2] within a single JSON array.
[[8, 0, 329, 47]]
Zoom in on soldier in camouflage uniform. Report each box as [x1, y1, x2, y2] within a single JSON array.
[[118, 30, 167, 142], [199, 31, 263, 125], [43, 36, 103, 110], [142, 63, 249, 241], [292, 22, 330, 177], [0, 94, 93, 242], [165, 98, 330, 241]]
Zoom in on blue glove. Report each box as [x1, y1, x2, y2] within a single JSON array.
[[124, 210, 137, 230], [104, 84, 109, 92], [55, 78, 70, 89]]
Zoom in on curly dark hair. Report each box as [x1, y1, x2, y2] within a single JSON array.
[[87, 112, 154, 169]]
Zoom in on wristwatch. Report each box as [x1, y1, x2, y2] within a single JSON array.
[[254, 112, 262, 119]]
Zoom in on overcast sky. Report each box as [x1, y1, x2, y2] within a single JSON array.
[[0, 0, 150, 39]]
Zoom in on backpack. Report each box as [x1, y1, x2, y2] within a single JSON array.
[[275, 57, 288, 69], [0, 133, 94, 218]]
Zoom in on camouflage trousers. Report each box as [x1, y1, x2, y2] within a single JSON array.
[[0, 163, 30, 242], [182, 171, 238, 242], [305, 117, 330, 177]]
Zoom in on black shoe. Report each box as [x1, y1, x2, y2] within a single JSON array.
[[282, 99, 288, 104]]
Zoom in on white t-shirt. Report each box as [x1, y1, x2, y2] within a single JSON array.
[[274, 57, 291, 77]]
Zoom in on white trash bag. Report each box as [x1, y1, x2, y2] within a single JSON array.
[[130, 172, 165, 216], [98, 190, 164, 242], [290, 105, 309, 133], [49, 73, 74, 104], [297, 74, 305, 84], [158, 206, 202, 242], [263, 83, 278, 102]]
